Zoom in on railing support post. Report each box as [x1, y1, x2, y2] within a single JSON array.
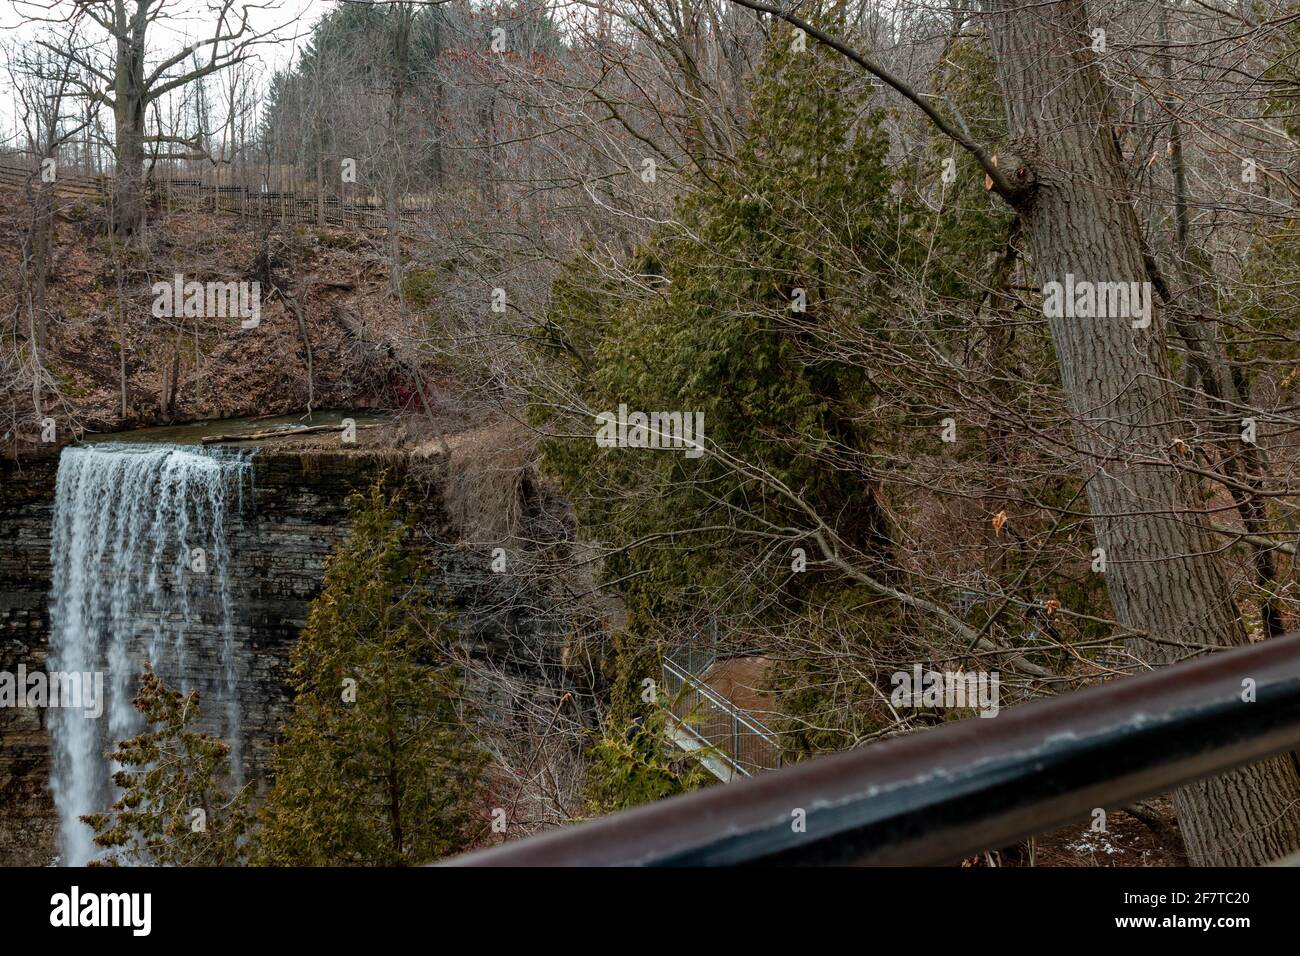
[[732, 713, 740, 771]]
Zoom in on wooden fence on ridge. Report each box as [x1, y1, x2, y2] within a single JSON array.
[[0, 161, 434, 233]]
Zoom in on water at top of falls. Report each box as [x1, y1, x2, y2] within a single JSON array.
[[47, 442, 252, 866]]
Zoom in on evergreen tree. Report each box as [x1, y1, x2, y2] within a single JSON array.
[[537, 15, 906, 625], [81, 665, 251, 867], [583, 709, 712, 814], [532, 16, 1067, 758], [255, 485, 484, 866]]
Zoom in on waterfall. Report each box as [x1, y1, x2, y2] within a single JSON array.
[[47, 443, 252, 866]]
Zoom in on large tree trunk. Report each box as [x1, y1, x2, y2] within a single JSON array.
[[983, 0, 1300, 865], [113, 114, 145, 236], [1156, 4, 1283, 639], [112, 5, 148, 237]]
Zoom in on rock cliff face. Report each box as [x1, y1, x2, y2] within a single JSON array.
[[0, 451, 59, 865], [0, 445, 560, 865]]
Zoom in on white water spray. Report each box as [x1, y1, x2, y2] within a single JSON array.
[[47, 443, 251, 866]]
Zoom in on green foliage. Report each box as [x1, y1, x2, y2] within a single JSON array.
[[1263, 13, 1300, 141], [532, 17, 1086, 757], [81, 665, 251, 866], [766, 652, 874, 754], [600, 616, 665, 722], [255, 484, 484, 866], [1233, 222, 1300, 385], [401, 267, 442, 311], [584, 708, 711, 814], [536, 17, 906, 627], [1230, 16, 1300, 386], [530, 248, 627, 380], [914, 38, 1016, 303], [581, 622, 711, 811]]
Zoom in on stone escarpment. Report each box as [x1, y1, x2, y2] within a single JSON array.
[[0, 444, 567, 865]]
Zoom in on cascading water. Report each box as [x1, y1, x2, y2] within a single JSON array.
[[47, 442, 252, 866]]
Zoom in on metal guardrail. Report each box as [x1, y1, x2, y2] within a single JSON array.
[[662, 658, 783, 777], [667, 641, 716, 676], [445, 630, 1300, 866]]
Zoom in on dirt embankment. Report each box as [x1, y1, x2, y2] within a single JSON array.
[[1, 185, 452, 446]]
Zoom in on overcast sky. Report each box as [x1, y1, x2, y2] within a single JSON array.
[[1, 0, 331, 48], [0, 0, 336, 134]]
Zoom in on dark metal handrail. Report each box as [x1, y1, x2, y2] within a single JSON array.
[[444, 631, 1300, 866]]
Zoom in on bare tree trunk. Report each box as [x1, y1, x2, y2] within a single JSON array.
[[26, 291, 45, 423], [28, 178, 54, 356], [316, 152, 325, 227], [480, 97, 497, 207], [286, 248, 315, 413], [431, 16, 444, 190], [984, 0, 1300, 865], [111, 2, 149, 237], [1156, 4, 1283, 639], [385, 4, 414, 299]]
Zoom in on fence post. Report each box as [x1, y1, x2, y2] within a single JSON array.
[[733, 712, 740, 770]]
